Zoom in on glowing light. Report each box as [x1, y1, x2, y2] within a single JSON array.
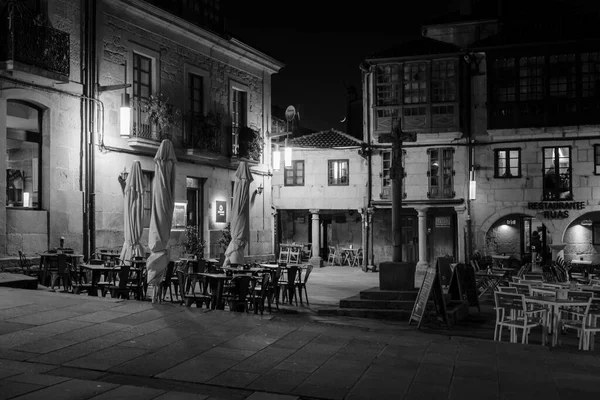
[[284, 146, 292, 168], [120, 93, 131, 137], [273, 148, 281, 170], [23, 192, 30, 207], [469, 180, 476, 200]]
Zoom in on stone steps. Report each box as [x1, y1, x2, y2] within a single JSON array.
[[340, 295, 415, 310], [319, 307, 413, 321]]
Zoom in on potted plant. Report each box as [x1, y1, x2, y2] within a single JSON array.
[[238, 126, 263, 161], [136, 94, 181, 141], [217, 222, 232, 251], [181, 225, 206, 260]]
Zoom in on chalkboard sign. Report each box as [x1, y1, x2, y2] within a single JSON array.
[[409, 262, 451, 329], [409, 266, 436, 327], [448, 263, 465, 301], [438, 257, 453, 287], [462, 263, 481, 312]]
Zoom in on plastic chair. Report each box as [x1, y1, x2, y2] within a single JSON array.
[[327, 246, 340, 266], [494, 292, 547, 344], [559, 298, 600, 350]]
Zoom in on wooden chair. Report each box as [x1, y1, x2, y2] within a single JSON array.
[[177, 269, 211, 308], [107, 265, 131, 299], [18, 251, 40, 278], [494, 292, 547, 345], [297, 264, 314, 306], [288, 246, 301, 264], [498, 286, 518, 293], [278, 245, 290, 264], [223, 275, 254, 312], [327, 246, 340, 266], [249, 272, 271, 315]]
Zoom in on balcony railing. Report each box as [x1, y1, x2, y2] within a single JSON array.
[[184, 111, 223, 155], [0, 15, 70, 80]]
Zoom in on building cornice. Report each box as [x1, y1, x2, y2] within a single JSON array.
[[107, 0, 284, 74]]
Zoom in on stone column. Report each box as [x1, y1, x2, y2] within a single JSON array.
[[309, 209, 323, 267], [359, 208, 367, 270], [367, 207, 376, 270], [414, 207, 429, 288]]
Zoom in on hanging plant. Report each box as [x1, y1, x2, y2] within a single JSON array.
[[238, 126, 263, 161], [195, 110, 222, 152]]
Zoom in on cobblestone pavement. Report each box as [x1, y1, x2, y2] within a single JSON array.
[[0, 285, 599, 400]]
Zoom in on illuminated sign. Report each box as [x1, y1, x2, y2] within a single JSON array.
[[505, 219, 517, 226], [216, 200, 227, 223], [527, 201, 586, 219]]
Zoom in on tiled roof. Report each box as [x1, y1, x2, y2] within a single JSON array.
[[289, 129, 363, 149]]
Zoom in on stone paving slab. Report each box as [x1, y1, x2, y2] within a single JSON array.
[[0, 287, 600, 400]]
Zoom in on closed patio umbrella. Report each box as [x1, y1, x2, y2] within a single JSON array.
[[223, 161, 254, 267], [146, 139, 177, 300], [120, 160, 145, 264]]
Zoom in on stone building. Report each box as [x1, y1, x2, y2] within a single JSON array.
[[271, 129, 367, 267], [0, 0, 283, 261], [359, 0, 600, 285]]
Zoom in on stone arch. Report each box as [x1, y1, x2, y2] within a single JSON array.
[[478, 206, 537, 234]]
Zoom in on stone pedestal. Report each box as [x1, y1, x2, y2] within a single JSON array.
[[310, 256, 324, 268], [414, 260, 429, 289], [379, 261, 416, 291], [550, 243, 566, 261]]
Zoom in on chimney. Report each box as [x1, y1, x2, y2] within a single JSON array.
[[460, 0, 472, 16]]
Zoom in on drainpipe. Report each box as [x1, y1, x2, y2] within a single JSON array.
[[360, 61, 374, 270], [464, 52, 473, 263], [82, 0, 97, 260]]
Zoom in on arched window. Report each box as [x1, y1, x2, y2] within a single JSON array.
[[6, 100, 42, 209]]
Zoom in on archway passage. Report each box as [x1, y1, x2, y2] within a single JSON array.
[[564, 212, 600, 266], [484, 214, 550, 264]]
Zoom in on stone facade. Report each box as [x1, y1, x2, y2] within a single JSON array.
[[0, 0, 283, 260]]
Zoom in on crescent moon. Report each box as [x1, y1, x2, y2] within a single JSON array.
[[340, 117, 347, 123]]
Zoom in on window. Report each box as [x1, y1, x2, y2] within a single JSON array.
[[186, 177, 205, 240], [542, 146, 571, 201], [581, 52, 600, 98], [375, 64, 401, 106], [231, 87, 247, 156], [594, 145, 600, 174], [373, 59, 458, 133], [488, 52, 600, 128], [6, 100, 42, 209], [284, 161, 304, 186], [328, 160, 349, 186], [132, 52, 153, 138], [403, 62, 428, 104], [142, 171, 153, 228], [428, 148, 454, 198], [381, 149, 406, 199], [185, 72, 204, 146], [495, 149, 521, 178], [431, 60, 455, 103], [519, 56, 544, 101]]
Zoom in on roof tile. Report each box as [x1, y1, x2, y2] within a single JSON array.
[[289, 129, 363, 148]]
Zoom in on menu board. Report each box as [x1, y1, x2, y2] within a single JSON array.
[[409, 261, 451, 329]]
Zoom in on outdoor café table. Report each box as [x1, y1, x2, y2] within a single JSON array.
[[491, 254, 511, 269], [476, 269, 509, 298], [525, 296, 591, 347], [38, 252, 84, 285], [79, 264, 139, 296], [341, 248, 359, 267], [193, 272, 231, 310], [221, 266, 265, 274]]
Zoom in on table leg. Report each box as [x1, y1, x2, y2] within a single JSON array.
[[215, 280, 224, 310]]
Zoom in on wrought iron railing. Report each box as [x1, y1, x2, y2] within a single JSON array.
[[0, 15, 70, 78]]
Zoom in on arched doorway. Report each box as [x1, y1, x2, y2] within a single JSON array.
[[485, 214, 550, 262], [564, 211, 600, 263]]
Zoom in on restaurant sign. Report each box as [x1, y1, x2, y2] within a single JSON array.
[[527, 201, 586, 219], [216, 200, 227, 223]]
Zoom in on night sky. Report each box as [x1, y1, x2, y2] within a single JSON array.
[[225, 0, 458, 132]]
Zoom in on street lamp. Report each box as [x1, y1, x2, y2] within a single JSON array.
[[97, 61, 131, 137]]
